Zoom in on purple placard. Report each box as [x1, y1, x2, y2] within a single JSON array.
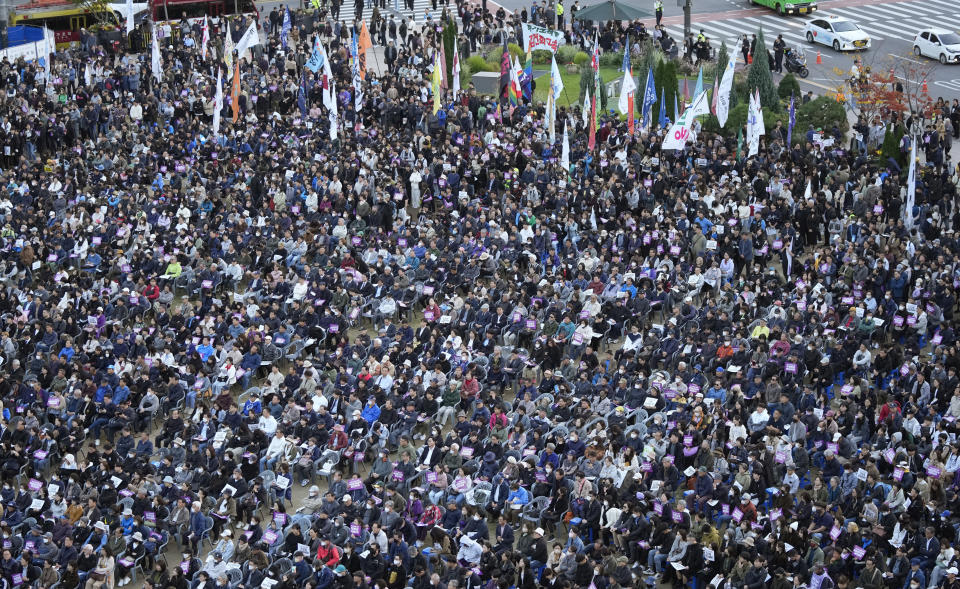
[[328, 324, 339, 333], [722, 504, 730, 515], [830, 526, 842, 541], [894, 316, 905, 327], [852, 545, 866, 560], [426, 472, 438, 483], [525, 319, 536, 329], [893, 467, 904, 481], [422, 286, 435, 295], [351, 523, 361, 536], [347, 478, 364, 490], [683, 447, 698, 457], [883, 448, 895, 464], [828, 442, 839, 453], [775, 451, 786, 464], [688, 383, 700, 394], [392, 470, 405, 481], [927, 465, 942, 479], [671, 510, 682, 523], [770, 508, 782, 521], [273, 511, 287, 526], [28, 478, 43, 492], [784, 362, 797, 374], [841, 384, 854, 395], [731, 508, 744, 522], [683, 434, 693, 447], [461, 447, 474, 458], [653, 502, 663, 515], [145, 511, 156, 522], [262, 530, 278, 544]]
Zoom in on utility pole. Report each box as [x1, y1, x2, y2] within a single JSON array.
[[681, 0, 691, 41]]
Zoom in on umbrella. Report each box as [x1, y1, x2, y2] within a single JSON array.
[[573, 0, 653, 22]]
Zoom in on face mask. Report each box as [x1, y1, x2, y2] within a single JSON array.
[[395, 560, 402, 566], [249, 520, 256, 526], [569, 532, 576, 538], [473, 515, 481, 521]]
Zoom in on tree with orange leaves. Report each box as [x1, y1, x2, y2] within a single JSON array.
[[828, 52, 936, 126]]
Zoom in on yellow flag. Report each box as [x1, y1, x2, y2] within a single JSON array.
[[432, 51, 442, 115]]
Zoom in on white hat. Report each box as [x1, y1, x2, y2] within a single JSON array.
[[534, 528, 545, 536], [833, 432, 842, 441], [131, 532, 143, 541], [948, 567, 959, 575]]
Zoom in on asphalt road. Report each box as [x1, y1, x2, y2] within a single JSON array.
[[254, 0, 960, 98]]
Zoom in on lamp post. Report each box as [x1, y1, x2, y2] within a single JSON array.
[[680, 0, 691, 40]]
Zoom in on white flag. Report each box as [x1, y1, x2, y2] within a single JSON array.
[[353, 67, 363, 113], [905, 136, 917, 228], [747, 90, 764, 157], [328, 78, 339, 142], [224, 22, 234, 74], [617, 71, 636, 115], [212, 67, 223, 138], [550, 54, 564, 98], [661, 108, 693, 150], [321, 41, 336, 112], [716, 44, 737, 128], [547, 55, 563, 145], [151, 29, 161, 83], [43, 27, 53, 69], [125, 0, 134, 33], [561, 121, 570, 173], [235, 22, 261, 63], [451, 42, 461, 102], [201, 16, 209, 60], [686, 90, 711, 120], [581, 91, 590, 129]]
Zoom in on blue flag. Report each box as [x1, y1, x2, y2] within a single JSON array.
[[281, 7, 291, 49], [694, 66, 703, 98], [642, 68, 656, 124], [658, 87, 666, 128], [621, 35, 631, 73], [298, 69, 308, 118], [787, 92, 796, 147], [305, 39, 325, 73]]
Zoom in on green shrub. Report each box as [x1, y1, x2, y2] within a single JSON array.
[[573, 51, 590, 66], [599, 51, 622, 68], [508, 43, 525, 61], [556, 45, 578, 65], [778, 73, 801, 101], [466, 55, 498, 73], [532, 49, 553, 65], [796, 96, 849, 136]]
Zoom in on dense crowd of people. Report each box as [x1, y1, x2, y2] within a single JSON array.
[[0, 1, 959, 589]]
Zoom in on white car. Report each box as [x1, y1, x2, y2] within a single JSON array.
[[913, 29, 960, 64], [804, 17, 871, 51]]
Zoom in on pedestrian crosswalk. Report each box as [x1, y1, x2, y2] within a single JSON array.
[[344, 0, 443, 29], [661, 0, 960, 53]]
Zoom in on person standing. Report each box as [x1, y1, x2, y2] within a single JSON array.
[[774, 34, 786, 74], [556, 0, 564, 30], [269, 8, 280, 36], [655, 0, 663, 26]]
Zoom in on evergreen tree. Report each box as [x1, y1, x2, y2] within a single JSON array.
[[747, 28, 779, 110], [652, 59, 679, 126], [716, 40, 729, 74], [442, 18, 458, 84]]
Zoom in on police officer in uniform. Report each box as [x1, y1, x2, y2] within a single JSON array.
[[655, 0, 663, 26], [556, 0, 565, 30]]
